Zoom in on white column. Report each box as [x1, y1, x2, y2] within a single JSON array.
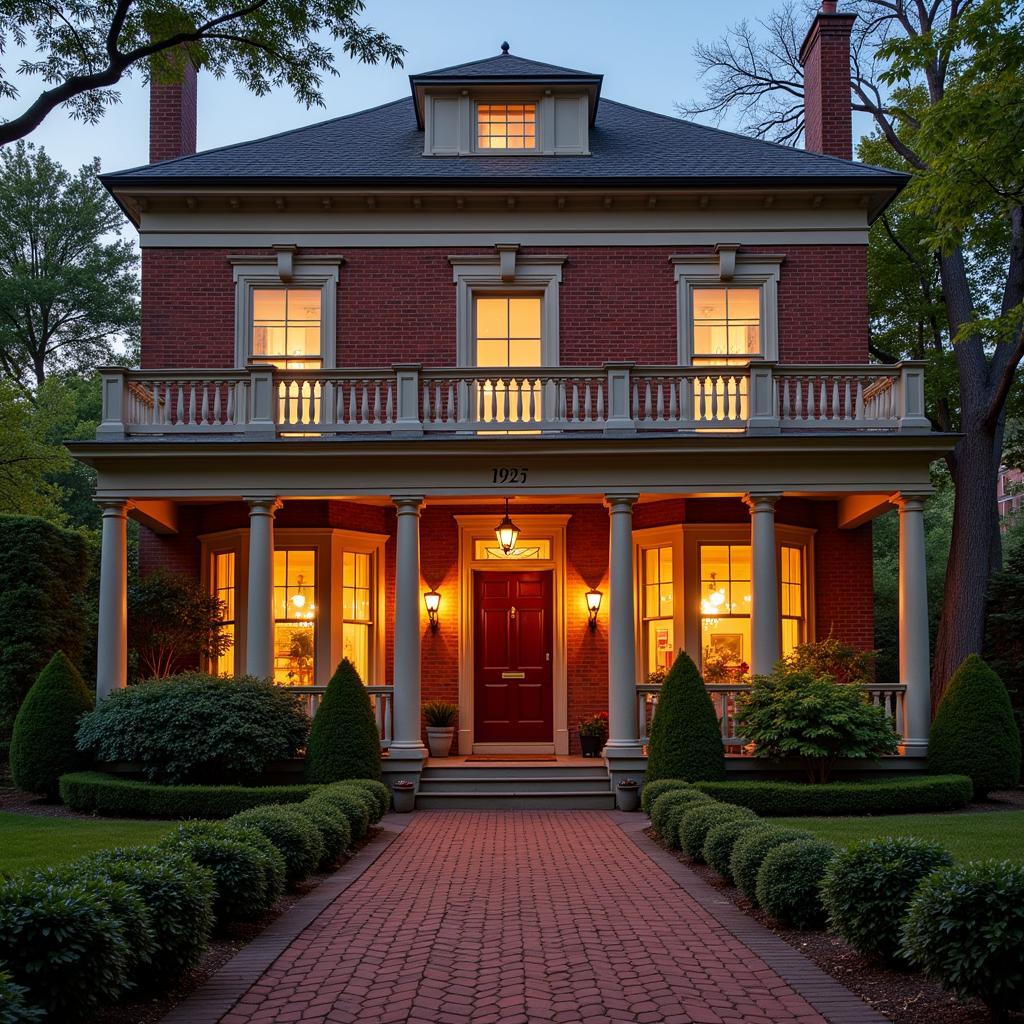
[[605, 493, 643, 759], [746, 493, 781, 677], [896, 493, 931, 756], [390, 495, 428, 766], [96, 500, 131, 700], [245, 497, 280, 680]]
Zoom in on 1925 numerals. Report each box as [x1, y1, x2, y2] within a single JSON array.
[[491, 467, 528, 484]]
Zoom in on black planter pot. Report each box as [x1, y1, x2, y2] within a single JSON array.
[[579, 733, 603, 757]]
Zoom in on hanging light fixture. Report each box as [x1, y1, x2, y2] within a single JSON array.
[[290, 575, 315, 620], [494, 497, 521, 556], [291, 574, 307, 610]]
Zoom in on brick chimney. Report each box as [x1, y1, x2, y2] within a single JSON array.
[[799, 0, 856, 160], [149, 50, 197, 164]]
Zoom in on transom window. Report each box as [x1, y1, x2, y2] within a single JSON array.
[[474, 538, 551, 560], [692, 287, 761, 363], [252, 288, 322, 369], [477, 102, 536, 149], [273, 549, 316, 685], [210, 551, 236, 677], [781, 544, 805, 657], [642, 546, 675, 677], [475, 296, 542, 367], [342, 551, 374, 682], [699, 544, 752, 676]]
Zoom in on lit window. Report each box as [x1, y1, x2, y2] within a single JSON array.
[[642, 546, 675, 676], [210, 551, 235, 677], [341, 551, 374, 682], [474, 538, 551, 560], [781, 544, 804, 657], [699, 544, 752, 677], [273, 549, 316, 685], [692, 287, 761, 362], [477, 103, 536, 149], [252, 288, 322, 369], [475, 296, 542, 367]]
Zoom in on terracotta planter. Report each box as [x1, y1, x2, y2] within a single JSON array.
[[616, 780, 640, 812], [426, 726, 455, 758], [579, 733, 603, 757], [392, 781, 416, 813]]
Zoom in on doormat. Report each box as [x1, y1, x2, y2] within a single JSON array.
[[464, 755, 558, 762]]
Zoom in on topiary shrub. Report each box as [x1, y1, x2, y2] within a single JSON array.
[[645, 651, 725, 783], [901, 860, 1024, 1018], [703, 818, 761, 884], [730, 825, 813, 905], [228, 805, 324, 884], [305, 659, 381, 783], [641, 779, 690, 817], [677, 802, 757, 862], [755, 838, 835, 929], [158, 822, 273, 923], [313, 784, 373, 841], [75, 673, 310, 784], [649, 788, 714, 842], [0, 967, 44, 1024], [820, 836, 953, 961], [0, 873, 134, 1020], [80, 847, 214, 989], [929, 654, 1021, 798], [335, 777, 389, 819], [296, 799, 352, 867], [9, 651, 93, 797], [0, 515, 90, 742]]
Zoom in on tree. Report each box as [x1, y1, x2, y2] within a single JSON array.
[[0, 0, 404, 147], [305, 658, 381, 782], [0, 143, 138, 390], [679, 0, 1024, 706]]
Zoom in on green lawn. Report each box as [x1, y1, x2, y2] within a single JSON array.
[[775, 810, 1024, 861], [0, 812, 177, 876]]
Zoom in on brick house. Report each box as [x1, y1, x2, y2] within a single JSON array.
[[75, 2, 949, 801]]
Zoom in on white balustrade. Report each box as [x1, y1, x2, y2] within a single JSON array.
[[775, 366, 902, 429], [287, 685, 393, 750]]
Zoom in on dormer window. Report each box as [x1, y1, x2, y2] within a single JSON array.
[[477, 102, 537, 150]]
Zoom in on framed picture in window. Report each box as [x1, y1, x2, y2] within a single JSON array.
[[710, 633, 743, 663]]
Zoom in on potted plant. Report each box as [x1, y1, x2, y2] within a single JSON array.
[[422, 700, 458, 757], [578, 711, 608, 757], [616, 778, 640, 812], [392, 779, 415, 813]]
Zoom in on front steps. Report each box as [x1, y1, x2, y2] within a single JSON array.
[[415, 762, 615, 810]]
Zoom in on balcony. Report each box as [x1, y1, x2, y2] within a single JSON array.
[[97, 361, 931, 439]]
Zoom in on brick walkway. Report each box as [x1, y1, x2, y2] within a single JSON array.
[[195, 812, 884, 1024]]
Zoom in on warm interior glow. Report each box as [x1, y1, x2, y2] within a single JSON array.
[[342, 550, 372, 681], [273, 549, 316, 685], [252, 287, 322, 369], [642, 545, 675, 675], [211, 550, 235, 677], [477, 102, 536, 149], [692, 287, 761, 360]]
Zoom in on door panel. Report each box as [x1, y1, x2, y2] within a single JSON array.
[[474, 570, 553, 743]]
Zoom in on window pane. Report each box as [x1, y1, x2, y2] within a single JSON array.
[[727, 288, 760, 320], [693, 289, 727, 321], [343, 623, 369, 681], [272, 549, 316, 683], [274, 623, 315, 685], [692, 286, 762, 361], [476, 339, 509, 367], [474, 296, 542, 369], [477, 103, 537, 150], [253, 289, 286, 321], [476, 298, 508, 339], [508, 297, 541, 338], [508, 339, 541, 366], [646, 620, 674, 675]]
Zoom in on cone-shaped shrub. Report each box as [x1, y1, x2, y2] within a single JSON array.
[[929, 654, 1021, 797], [645, 651, 724, 783], [10, 652, 93, 797], [305, 659, 381, 783]]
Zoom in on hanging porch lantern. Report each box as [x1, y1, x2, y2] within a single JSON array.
[[494, 497, 521, 555]]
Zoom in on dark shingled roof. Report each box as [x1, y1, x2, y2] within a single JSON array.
[[411, 51, 598, 81]]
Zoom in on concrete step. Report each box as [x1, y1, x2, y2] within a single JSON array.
[[421, 765, 609, 781], [415, 790, 616, 811], [419, 774, 613, 794]]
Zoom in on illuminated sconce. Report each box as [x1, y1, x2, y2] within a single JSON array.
[[494, 497, 521, 555], [586, 589, 602, 630], [423, 589, 441, 631]]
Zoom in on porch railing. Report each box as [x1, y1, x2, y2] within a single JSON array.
[[97, 361, 930, 438], [637, 682, 908, 753], [288, 684, 393, 750]]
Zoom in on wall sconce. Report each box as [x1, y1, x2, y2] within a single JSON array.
[[586, 589, 602, 630], [423, 590, 441, 631]]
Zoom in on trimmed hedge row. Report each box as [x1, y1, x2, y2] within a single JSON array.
[[691, 775, 972, 816]]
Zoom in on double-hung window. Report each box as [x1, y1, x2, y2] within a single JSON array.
[[692, 287, 762, 365], [341, 550, 375, 682], [251, 288, 322, 369], [210, 551, 236, 677], [273, 549, 317, 685]]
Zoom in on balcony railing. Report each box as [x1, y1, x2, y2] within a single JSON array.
[[98, 361, 930, 439], [289, 684, 393, 750]]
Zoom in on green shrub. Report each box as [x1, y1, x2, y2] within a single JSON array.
[[335, 777, 389, 819], [305, 659, 381, 783], [784, 637, 875, 687], [79, 847, 213, 988], [649, 788, 714, 842], [422, 700, 458, 727], [677, 803, 757, 862], [736, 668, 899, 783], [228, 805, 324, 884], [693, 775, 972, 816], [645, 651, 725, 783], [332, 783, 377, 824], [225, 825, 286, 906], [313, 784, 372, 841], [703, 818, 761, 883], [821, 836, 954, 961], [297, 800, 351, 867], [929, 654, 1021, 798], [0, 515, 90, 742], [75, 673, 310, 784], [0, 967, 44, 1024], [0, 873, 134, 1019], [9, 652, 93, 797], [641, 778, 691, 817], [901, 860, 1024, 1017], [755, 838, 835, 929], [58, 771, 318, 818], [731, 825, 813, 904], [159, 821, 273, 923]]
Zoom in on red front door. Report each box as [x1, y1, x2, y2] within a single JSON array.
[[474, 570, 553, 744]]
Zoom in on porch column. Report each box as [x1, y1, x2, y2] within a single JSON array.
[[96, 500, 131, 700], [746, 493, 781, 676], [605, 493, 643, 761], [245, 496, 280, 679], [390, 495, 428, 769], [895, 492, 931, 756]]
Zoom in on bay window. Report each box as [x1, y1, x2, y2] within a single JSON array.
[[698, 543, 752, 678], [341, 550, 374, 682], [273, 549, 317, 685], [642, 545, 675, 676], [780, 543, 805, 656]]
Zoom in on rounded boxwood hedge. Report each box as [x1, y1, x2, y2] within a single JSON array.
[[678, 803, 757, 862], [820, 836, 954, 962], [649, 788, 714, 841], [731, 825, 813, 905], [703, 818, 762, 884], [305, 659, 381, 783], [58, 771, 319, 818], [641, 779, 692, 817], [9, 652, 93, 798], [228, 805, 324, 884], [227, 825, 287, 906], [335, 778, 389, 820], [692, 775, 972, 816], [311, 785, 372, 841], [755, 838, 835, 929], [296, 799, 352, 868]]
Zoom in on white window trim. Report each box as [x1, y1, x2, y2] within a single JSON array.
[[229, 255, 343, 370], [671, 252, 783, 366], [633, 525, 686, 684], [449, 250, 566, 367]]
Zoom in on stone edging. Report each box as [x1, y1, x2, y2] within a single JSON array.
[[615, 814, 891, 1024], [161, 813, 412, 1024]]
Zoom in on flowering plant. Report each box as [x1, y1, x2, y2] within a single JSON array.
[[701, 645, 750, 685], [578, 711, 609, 738]]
